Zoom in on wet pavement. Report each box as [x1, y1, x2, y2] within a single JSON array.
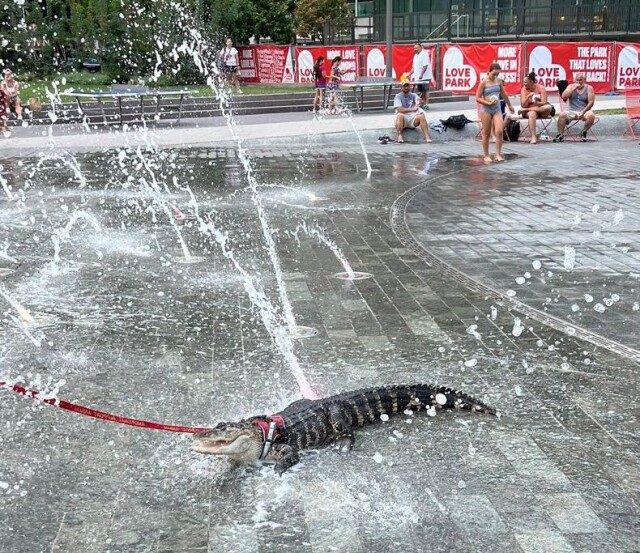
[[0, 133, 638, 553]]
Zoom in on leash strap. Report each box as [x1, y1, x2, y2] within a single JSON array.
[[0, 380, 210, 433], [259, 421, 277, 460]]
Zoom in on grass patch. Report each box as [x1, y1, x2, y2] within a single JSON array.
[[594, 108, 626, 115], [18, 75, 311, 103]]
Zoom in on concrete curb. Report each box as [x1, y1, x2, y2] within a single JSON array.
[[243, 114, 630, 148]]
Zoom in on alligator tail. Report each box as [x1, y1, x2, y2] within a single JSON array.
[[381, 384, 496, 417], [418, 384, 497, 416]]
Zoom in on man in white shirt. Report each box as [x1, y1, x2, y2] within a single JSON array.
[[393, 81, 432, 144], [410, 43, 432, 109]]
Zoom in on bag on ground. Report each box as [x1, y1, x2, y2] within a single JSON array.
[[504, 119, 521, 141], [440, 114, 473, 131]]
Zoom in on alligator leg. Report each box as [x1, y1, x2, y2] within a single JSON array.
[[327, 404, 355, 453], [270, 443, 300, 475]]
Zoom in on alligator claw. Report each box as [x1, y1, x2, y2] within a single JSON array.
[[333, 438, 354, 454]]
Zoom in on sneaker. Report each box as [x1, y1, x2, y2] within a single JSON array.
[[377, 135, 391, 144], [580, 130, 587, 142], [553, 134, 564, 143]]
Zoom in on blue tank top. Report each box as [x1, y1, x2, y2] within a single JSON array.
[[483, 82, 501, 100], [569, 86, 589, 111]]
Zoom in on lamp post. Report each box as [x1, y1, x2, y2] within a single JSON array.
[[386, 0, 393, 78]]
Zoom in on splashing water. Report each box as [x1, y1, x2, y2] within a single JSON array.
[[35, 152, 87, 188], [291, 222, 356, 278], [51, 211, 102, 263], [0, 167, 14, 200], [0, 287, 34, 325]]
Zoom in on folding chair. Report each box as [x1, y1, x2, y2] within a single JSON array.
[[518, 113, 554, 142], [474, 104, 484, 140], [622, 88, 640, 140], [558, 97, 599, 141]]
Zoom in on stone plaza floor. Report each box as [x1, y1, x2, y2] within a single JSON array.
[[0, 124, 638, 552]]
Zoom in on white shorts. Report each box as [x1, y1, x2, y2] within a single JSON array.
[[399, 113, 419, 128]]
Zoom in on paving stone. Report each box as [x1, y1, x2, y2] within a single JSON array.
[[0, 137, 638, 553]]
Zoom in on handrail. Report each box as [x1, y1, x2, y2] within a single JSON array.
[[425, 18, 449, 40], [425, 14, 469, 40]]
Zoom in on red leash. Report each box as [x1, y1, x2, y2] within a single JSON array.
[[0, 380, 210, 433]]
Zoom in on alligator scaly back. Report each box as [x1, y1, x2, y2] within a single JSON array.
[[192, 384, 496, 474], [277, 383, 496, 428]]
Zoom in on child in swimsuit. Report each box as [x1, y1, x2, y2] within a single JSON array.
[[476, 62, 514, 162]]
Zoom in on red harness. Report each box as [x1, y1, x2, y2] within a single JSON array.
[[252, 415, 285, 460]]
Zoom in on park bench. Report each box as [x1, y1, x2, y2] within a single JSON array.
[[346, 79, 397, 112], [60, 84, 190, 126]]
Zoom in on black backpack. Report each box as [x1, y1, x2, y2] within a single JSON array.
[[440, 114, 473, 130], [503, 119, 521, 142]]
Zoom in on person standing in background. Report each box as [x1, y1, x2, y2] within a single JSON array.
[[219, 38, 240, 91], [409, 44, 432, 109], [312, 56, 327, 113], [327, 56, 343, 115], [1, 69, 22, 121]]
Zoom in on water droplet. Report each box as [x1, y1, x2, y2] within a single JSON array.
[[613, 209, 624, 225], [563, 246, 576, 271], [512, 317, 523, 337]]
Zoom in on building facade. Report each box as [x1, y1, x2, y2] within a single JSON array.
[[342, 0, 639, 43]]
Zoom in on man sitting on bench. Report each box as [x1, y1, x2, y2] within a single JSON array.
[[393, 81, 432, 144]]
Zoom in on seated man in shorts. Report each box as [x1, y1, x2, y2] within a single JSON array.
[[393, 81, 432, 144], [554, 72, 596, 142]]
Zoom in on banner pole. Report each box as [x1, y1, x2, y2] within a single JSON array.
[[386, 0, 393, 79]]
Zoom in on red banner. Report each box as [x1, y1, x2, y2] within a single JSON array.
[[526, 42, 613, 94], [295, 46, 359, 84], [441, 43, 522, 95], [238, 47, 259, 83], [363, 45, 434, 83], [614, 42, 640, 91], [238, 45, 294, 84]]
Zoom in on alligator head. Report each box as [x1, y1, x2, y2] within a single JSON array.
[[192, 421, 264, 462]]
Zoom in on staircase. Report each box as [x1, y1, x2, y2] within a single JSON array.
[[22, 89, 462, 126]]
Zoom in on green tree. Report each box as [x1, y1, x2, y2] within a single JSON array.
[[294, 0, 353, 43], [251, 0, 295, 44]]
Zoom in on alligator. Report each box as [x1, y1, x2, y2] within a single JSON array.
[[192, 384, 496, 474]]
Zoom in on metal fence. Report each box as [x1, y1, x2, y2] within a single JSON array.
[[327, 2, 640, 44]]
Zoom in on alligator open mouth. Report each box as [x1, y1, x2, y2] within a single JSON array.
[[191, 439, 231, 454]]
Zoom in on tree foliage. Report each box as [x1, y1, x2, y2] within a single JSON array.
[[294, 0, 353, 42], [0, 0, 338, 79]]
